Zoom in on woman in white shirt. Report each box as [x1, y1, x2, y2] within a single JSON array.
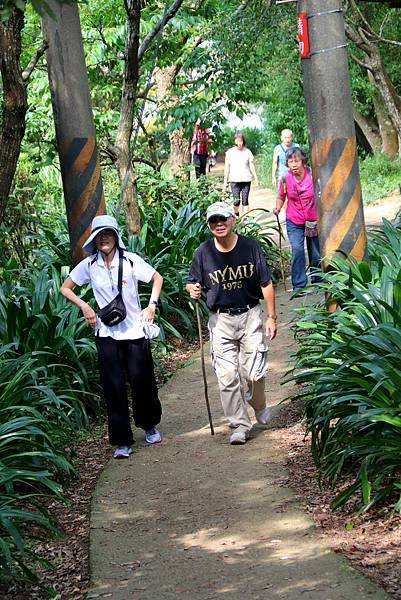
[[223, 132, 259, 216], [60, 215, 163, 460]]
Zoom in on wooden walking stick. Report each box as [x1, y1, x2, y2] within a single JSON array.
[[275, 213, 288, 291], [195, 301, 215, 435]]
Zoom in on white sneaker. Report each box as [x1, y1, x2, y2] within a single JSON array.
[[145, 427, 162, 444], [229, 431, 247, 445], [113, 445, 133, 459], [255, 406, 270, 424]]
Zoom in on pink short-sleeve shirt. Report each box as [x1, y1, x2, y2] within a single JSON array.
[[278, 167, 317, 224]]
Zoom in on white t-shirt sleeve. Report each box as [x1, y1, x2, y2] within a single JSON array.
[[68, 258, 92, 287], [128, 252, 156, 283]]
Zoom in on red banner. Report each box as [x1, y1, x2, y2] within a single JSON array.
[[297, 12, 309, 58]]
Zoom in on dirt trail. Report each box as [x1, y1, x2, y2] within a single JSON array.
[[87, 285, 389, 600]]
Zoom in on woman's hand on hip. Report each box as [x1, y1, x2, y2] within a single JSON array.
[[142, 304, 156, 322], [82, 303, 97, 329]]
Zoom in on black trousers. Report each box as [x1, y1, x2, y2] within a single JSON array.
[[193, 153, 207, 178], [95, 336, 162, 446]]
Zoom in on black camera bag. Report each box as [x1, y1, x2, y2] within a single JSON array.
[[98, 249, 127, 326]]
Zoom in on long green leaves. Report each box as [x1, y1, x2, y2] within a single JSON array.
[[0, 254, 99, 585], [289, 220, 401, 512], [0, 353, 78, 584]]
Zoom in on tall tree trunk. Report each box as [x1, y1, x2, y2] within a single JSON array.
[[366, 48, 401, 150], [114, 0, 186, 234], [169, 129, 190, 178], [42, 1, 105, 264], [154, 65, 190, 178], [114, 0, 141, 235], [0, 9, 27, 224], [353, 108, 381, 154], [368, 73, 399, 157], [345, 3, 401, 155]]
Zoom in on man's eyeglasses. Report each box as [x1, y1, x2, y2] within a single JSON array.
[[208, 215, 230, 224]]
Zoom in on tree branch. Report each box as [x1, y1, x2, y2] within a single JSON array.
[[132, 156, 161, 170], [137, 0, 186, 63], [349, 51, 372, 72], [21, 39, 49, 82], [348, 0, 375, 36]]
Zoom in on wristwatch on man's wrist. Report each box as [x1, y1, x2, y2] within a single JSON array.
[[149, 300, 158, 308], [267, 314, 277, 321]]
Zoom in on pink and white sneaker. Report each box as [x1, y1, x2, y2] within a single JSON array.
[[113, 446, 133, 459], [145, 428, 162, 444]]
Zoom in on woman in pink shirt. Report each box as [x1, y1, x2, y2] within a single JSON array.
[[273, 147, 320, 290]]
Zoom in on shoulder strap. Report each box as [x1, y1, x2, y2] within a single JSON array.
[[123, 254, 134, 268], [117, 248, 124, 293]]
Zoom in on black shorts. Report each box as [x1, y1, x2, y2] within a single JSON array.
[[230, 182, 251, 206]]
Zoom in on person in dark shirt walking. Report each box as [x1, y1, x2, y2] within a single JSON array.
[[186, 201, 277, 445], [191, 119, 211, 179]]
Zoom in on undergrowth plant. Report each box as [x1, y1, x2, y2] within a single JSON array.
[[359, 153, 401, 203], [0, 349, 85, 584], [289, 219, 401, 512], [0, 250, 99, 586]]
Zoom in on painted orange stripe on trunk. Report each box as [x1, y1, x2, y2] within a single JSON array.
[[321, 139, 356, 211], [70, 158, 101, 225], [71, 137, 95, 176], [311, 139, 332, 167], [322, 185, 360, 256], [350, 228, 367, 262]]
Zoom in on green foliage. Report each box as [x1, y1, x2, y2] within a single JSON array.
[[0, 263, 99, 408], [360, 153, 401, 203], [131, 187, 212, 338], [0, 350, 78, 583], [0, 228, 101, 585], [219, 126, 267, 156], [236, 211, 282, 283], [289, 220, 401, 512], [1, 157, 67, 270]]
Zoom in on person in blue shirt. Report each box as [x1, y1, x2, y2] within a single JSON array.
[[271, 128, 299, 189]]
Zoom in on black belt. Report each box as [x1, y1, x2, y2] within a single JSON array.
[[217, 302, 259, 315]]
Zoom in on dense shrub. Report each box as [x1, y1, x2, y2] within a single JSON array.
[[0, 244, 100, 584], [0, 351, 78, 584], [289, 219, 401, 512]]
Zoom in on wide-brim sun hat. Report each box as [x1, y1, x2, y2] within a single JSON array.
[[82, 215, 126, 255], [206, 201, 235, 222]]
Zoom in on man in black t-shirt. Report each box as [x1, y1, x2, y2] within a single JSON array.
[[186, 201, 277, 445]]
